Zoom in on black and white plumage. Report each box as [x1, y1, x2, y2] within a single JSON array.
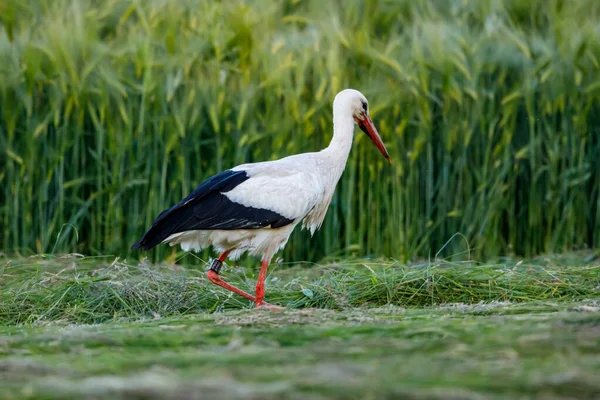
[[132, 89, 390, 308], [131, 170, 294, 251]]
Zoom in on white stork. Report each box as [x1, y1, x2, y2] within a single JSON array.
[[132, 89, 390, 309]]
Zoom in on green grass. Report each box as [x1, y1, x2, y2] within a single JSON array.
[[1, 0, 599, 261], [1, 253, 599, 398], [2, 303, 600, 399], [1, 252, 599, 325]]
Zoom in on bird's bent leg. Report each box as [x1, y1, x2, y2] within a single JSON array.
[[207, 251, 256, 302], [255, 257, 270, 307]]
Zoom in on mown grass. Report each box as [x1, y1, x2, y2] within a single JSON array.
[[1, 252, 599, 325], [0, 252, 600, 399], [0, 253, 599, 399], [1, 304, 599, 399], [1, 0, 599, 261]]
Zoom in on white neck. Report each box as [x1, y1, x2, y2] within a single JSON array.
[[321, 106, 355, 172], [301, 101, 356, 234]]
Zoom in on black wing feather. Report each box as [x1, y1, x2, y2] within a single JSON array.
[[131, 169, 294, 251]]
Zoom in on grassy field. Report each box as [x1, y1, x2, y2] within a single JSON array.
[[1, 1, 600, 397], [1, 252, 599, 399]]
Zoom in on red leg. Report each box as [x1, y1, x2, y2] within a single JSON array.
[[206, 251, 256, 302], [255, 258, 270, 306]]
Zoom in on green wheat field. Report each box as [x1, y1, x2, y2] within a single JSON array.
[[1, 0, 600, 399]]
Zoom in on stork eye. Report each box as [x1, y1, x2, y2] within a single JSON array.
[[362, 101, 368, 113]]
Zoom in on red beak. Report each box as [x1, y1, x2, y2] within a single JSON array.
[[355, 115, 391, 163]]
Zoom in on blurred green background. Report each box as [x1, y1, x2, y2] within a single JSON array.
[[0, 0, 598, 262]]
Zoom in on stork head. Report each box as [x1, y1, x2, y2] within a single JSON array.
[[333, 89, 391, 163]]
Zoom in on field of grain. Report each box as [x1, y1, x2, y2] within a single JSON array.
[[1, 0, 599, 261]]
